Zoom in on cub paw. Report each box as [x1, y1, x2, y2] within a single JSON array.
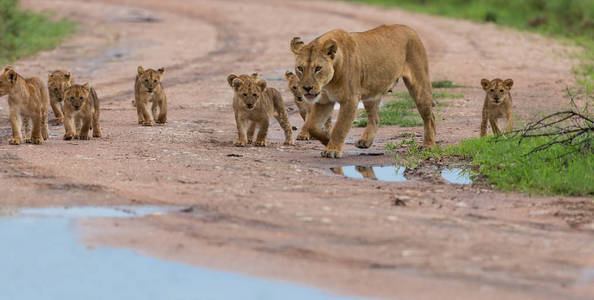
[[8, 138, 22, 145], [25, 138, 32, 144], [296, 132, 311, 140], [321, 148, 342, 158], [30, 137, 43, 145], [234, 139, 247, 147], [93, 131, 102, 138], [254, 140, 266, 147], [142, 120, 155, 126], [355, 139, 373, 149], [283, 139, 295, 146], [156, 116, 167, 124]]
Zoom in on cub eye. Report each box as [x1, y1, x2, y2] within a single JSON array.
[[490, 89, 495, 92], [252, 94, 257, 98], [153, 80, 157, 83], [499, 89, 504, 93], [314, 66, 322, 73], [70, 96, 74, 100], [242, 93, 248, 97], [292, 86, 297, 90], [145, 79, 149, 83], [297, 66, 303, 73]]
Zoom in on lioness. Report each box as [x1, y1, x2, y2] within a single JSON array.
[[47, 70, 73, 124], [290, 25, 435, 158], [284, 71, 332, 140], [227, 73, 293, 147], [480, 78, 513, 136], [62, 83, 102, 140], [0, 66, 49, 145], [135, 66, 167, 126]]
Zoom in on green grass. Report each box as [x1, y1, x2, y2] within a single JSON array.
[[432, 80, 462, 88], [0, 0, 75, 64], [348, 0, 593, 92], [354, 91, 461, 127], [394, 136, 593, 196]]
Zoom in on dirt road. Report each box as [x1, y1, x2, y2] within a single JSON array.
[[2, 0, 593, 299]]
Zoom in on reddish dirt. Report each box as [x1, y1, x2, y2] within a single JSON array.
[[2, 0, 593, 299]]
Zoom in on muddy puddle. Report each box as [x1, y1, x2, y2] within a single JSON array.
[[0, 206, 368, 300], [331, 165, 472, 185]]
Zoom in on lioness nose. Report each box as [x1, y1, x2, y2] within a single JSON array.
[[247, 104, 254, 109], [303, 86, 313, 93]]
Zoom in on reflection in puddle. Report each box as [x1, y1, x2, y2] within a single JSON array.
[[331, 165, 407, 182], [0, 208, 368, 300], [332, 165, 472, 185], [19, 206, 170, 218], [441, 168, 472, 184]]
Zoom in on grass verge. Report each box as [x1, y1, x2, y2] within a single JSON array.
[[391, 135, 593, 197], [348, 0, 593, 92], [0, 0, 75, 65], [354, 91, 461, 127]]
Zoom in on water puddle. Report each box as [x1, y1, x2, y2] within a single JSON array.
[[332, 165, 473, 185], [331, 165, 407, 182], [0, 206, 368, 300]]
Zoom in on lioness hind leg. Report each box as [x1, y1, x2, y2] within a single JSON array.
[[403, 70, 435, 148], [356, 99, 380, 149], [246, 121, 256, 144]]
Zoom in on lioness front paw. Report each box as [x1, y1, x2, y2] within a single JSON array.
[[156, 116, 167, 124], [355, 139, 373, 149], [25, 138, 32, 144], [321, 148, 342, 158], [142, 120, 155, 126], [8, 137, 22, 145], [30, 136, 43, 145], [283, 139, 294, 146], [254, 140, 266, 147], [234, 139, 247, 147]]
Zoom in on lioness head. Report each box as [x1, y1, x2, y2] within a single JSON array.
[[290, 37, 337, 103], [64, 83, 92, 111], [0, 66, 18, 96], [284, 71, 304, 102], [137, 66, 165, 94], [481, 78, 513, 105], [48, 70, 73, 102], [227, 73, 266, 110]]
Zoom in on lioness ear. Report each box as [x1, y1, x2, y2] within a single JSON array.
[[323, 39, 337, 60], [290, 37, 304, 54], [158, 67, 165, 75], [82, 82, 90, 90], [227, 74, 238, 87], [257, 80, 267, 91], [503, 79, 514, 89], [137, 66, 144, 75], [480, 79, 490, 91], [284, 71, 294, 80]]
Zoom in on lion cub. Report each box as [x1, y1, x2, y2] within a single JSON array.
[[284, 71, 332, 140], [480, 78, 513, 136], [135, 66, 167, 126], [47, 70, 73, 124], [0, 66, 49, 145], [62, 83, 102, 140], [227, 73, 293, 147]]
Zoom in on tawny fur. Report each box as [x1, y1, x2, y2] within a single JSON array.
[[284, 71, 332, 140], [62, 83, 102, 140], [290, 24, 435, 158], [135, 66, 167, 126], [47, 70, 73, 124], [0, 67, 49, 145], [480, 78, 514, 136], [228, 73, 293, 147]]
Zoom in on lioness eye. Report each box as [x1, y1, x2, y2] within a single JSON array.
[[314, 66, 322, 73], [79, 97, 83, 100], [145, 79, 149, 83], [153, 80, 157, 83], [252, 94, 257, 98], [70, 97, 74, 100], [242, 93, 248, 97], [500, 89, 504, 92], [292, 86, 297, 90], [490, 89, 495, 92]]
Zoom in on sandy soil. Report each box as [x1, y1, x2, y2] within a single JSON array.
[[1, 0, 593, 299]]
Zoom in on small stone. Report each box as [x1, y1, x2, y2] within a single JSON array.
[[387, 216, 398, 222]]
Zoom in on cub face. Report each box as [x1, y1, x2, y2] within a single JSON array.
[[227, 73, 266, 110], [48, 70, 73, 102], [481, 78, 513, 105], [0, 67, 18, 96], [284, 71, 304, 102], [137, 66, 165, 93], [64, 83, 91, 111], [290, 37, 337, 103]]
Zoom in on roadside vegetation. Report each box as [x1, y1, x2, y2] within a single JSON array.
[[349, 0, 593, 92], [0, 0, 75, 65]]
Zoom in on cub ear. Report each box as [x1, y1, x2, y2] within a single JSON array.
[[137, 66, 144, 75], [48, 72, 54, 79], [82, 82, 90, 90], [251, 73, 258, 79], [503, 78, 514, 89], [284, 71, 295, 80], [227, 74, 238, 87], [65, 72, 71, 80], [480, 79, 490, 91], [323, 39, 337, 60], [232, 78, 243, 90], [290, 37, 304, 54], [4, 68, 17, 84], [158, 67, 165, 75], [257, 79, 267, 91]]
